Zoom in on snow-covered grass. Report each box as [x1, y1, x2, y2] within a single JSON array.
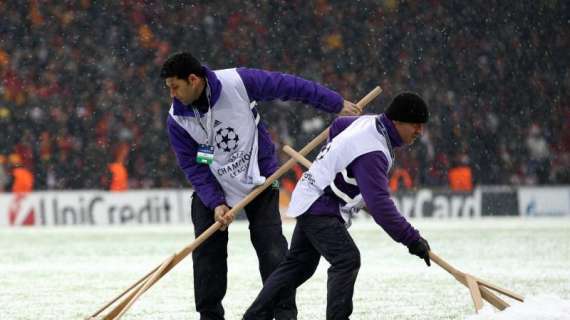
[[1, 217, 569, 319]]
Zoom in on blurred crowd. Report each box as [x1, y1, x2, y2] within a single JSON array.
[[1, 0, 569, 193]]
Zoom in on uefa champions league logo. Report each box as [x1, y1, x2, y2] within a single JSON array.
[[215, 126, 239, 152], [316, 143, 331, 161]]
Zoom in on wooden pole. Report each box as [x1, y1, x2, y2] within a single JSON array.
[[104, 255, 176, 319], [87, 267, 160, 319], [430, 252, 512, 311], [283, 145, 312, 169], [474, 276, 525, 302], [466, 275, 484, 312]]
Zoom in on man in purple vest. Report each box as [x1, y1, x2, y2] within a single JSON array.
[[160, 52, 361, 320], [243, 93, 431, 320]]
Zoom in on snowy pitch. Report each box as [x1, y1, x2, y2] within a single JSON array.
[[1, 217, 569, 319]]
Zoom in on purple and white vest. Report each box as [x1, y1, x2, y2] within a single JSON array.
[[168, 69, 264, 206], [287, 115, 394, 222]]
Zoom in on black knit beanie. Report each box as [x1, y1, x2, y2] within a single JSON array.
[[385, 92, 429, 123]]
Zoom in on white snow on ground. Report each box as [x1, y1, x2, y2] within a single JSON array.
[[465, 295, 570, 320], [0, 217, 569, 319]]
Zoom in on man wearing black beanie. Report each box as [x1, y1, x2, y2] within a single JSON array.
[[384, 91, 429, 144], [244, 92, 431, 319], [385, 92, 429, 124]]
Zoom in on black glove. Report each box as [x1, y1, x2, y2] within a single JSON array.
[[408, 237, 431, 267]]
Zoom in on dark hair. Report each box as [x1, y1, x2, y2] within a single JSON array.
[[385, 92, 429, 123], [160, 52, 205, 80]]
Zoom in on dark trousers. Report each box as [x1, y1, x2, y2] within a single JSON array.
[[191, 188, 297, 320], [244, 214, 361, 320]]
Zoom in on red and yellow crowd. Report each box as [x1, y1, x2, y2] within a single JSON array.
[[1, 1, 568, 193]]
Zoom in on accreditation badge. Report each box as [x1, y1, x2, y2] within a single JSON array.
[[196, 144, 214, 165]]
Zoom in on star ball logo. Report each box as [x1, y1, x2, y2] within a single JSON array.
[[316, 143, 331, 161], [215, 126, 239, 153]]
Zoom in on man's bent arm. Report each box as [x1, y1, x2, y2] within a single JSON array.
[[237, 67, 343, 113], [351, 152, 421, 246]]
